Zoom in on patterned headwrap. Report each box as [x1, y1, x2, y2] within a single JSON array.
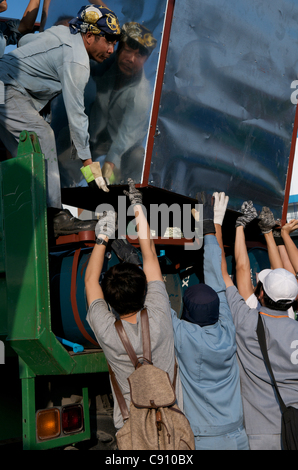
[[121, 22, 157, 55], [69, 5, 121, 38]]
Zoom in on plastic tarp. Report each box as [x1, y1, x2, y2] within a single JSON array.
[[45, 0, 167, 187], [149, 0, 298, 217]]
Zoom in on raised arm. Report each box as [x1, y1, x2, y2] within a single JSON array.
[[234, 225, 254, 299], [211, 192, 234, 289], [18, 0, 41, 35], [258, 206, 284, 270], [124, 179, 163, 283], [281, 219, 298, 274], [231, 200, 258, 298], [85, 210, 117, 306], [39, 0, 50, 32]]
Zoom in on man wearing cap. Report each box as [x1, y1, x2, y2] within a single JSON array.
[[233, 200, 296, 318], [0, 5, 121, 236], [88, 21, 157, 184], [216, 195, 298, 450], [170, 192, 249, 450]]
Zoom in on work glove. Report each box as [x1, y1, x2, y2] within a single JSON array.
[[80, 162, 109, 192], [95, 210, 118, 240], [111, 238, 140, 265], [235, 201, 258, 228], [258, 206, 276, 234], [213, 192, 229, 226], [102, 162, 116, 185], [123, 178, 143, 206], [196, 191, 215, 235]]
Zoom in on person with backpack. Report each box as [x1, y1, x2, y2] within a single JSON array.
[[170, 192, 249, 450], [85, 179, 190, 449], [215, 193, 298, 450]]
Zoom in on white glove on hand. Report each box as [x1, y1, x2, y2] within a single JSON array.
[[95, 210, 118, 240], [213, 192, 229, 225], [80, 162, 109, 192]]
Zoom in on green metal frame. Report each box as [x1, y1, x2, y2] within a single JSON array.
[[20, 360, 91, 450], [0, 131, 109, 449]]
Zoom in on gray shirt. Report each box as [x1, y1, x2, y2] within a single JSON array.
[[226, 285, 298, 436], [86, 280, 183, 430]]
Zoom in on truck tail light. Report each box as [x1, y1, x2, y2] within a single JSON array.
[[62, 404, 84, 434], [36, 408, 61, 441]]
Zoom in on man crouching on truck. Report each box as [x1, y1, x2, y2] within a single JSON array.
[[84, 179, 183, 433], [0, 4, 121, 237]]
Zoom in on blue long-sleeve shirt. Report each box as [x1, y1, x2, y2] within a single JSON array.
[[0, 25, 92, 161], [171, 235, 244, 436]]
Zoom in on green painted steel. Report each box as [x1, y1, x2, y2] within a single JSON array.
[[1, 130, 107, 376], [0, 131, 108, 449]]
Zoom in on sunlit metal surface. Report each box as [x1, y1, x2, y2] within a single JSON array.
[[149, 0, 298, 217], [46, 0, 167, 187]]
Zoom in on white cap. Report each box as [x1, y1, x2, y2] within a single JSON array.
[[260, 268, 298, 303], [257, 269, 272, 284]]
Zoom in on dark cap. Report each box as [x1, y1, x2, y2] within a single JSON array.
[[182, 284, 220, 327]]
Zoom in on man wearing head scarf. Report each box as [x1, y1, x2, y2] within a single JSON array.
[[88, 21, 157, 184], [0, 5, 121, 236], [170, 192, 249, 450], [0, 0, 41, 58]]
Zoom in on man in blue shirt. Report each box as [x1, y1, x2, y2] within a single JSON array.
[[171, 192, 249, 450], [0, 5, 121, 236]]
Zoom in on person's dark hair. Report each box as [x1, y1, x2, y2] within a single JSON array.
[[254, 280, 263, 298], [101, 263, 147, 315], [262, 289, 294, 312]]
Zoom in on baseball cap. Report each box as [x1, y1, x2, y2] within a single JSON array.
[[257, 269, 272, 284], [182, 284, 220, 327], [260, 268, 298, 303]]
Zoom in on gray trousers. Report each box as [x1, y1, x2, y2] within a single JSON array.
[[0, 85, 62, 209]]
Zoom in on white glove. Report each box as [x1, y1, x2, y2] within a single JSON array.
[[80, 162, 109, 192], [95, 210, 118, 240], [213, 192, 229, 225]]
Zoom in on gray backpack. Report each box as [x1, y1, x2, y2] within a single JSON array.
[[108, 309, 195, 450]]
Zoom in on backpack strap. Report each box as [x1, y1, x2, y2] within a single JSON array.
[[107, 363, 130, 421], [109, 308, 177, 421], [107, 308, 151, 421], [256, 313, 287, 414], [140, 308, 152, 364], [115, 308, 151, 368]]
